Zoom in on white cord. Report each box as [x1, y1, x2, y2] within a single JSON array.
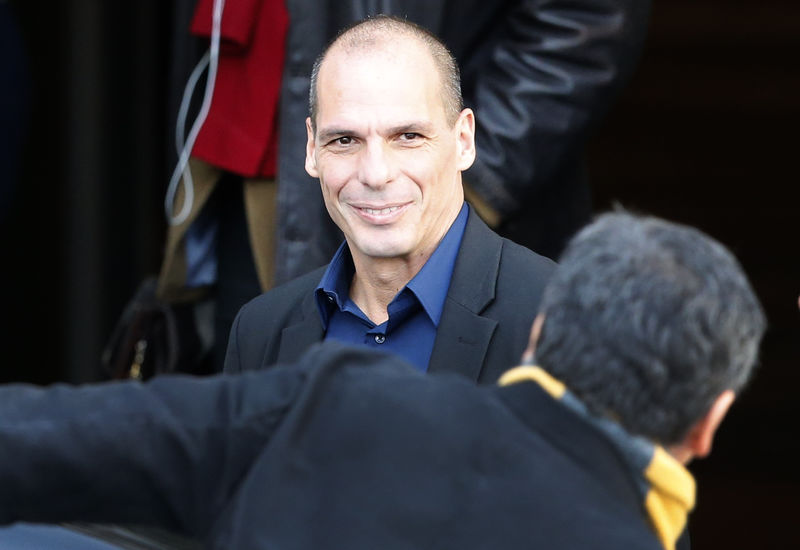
[[164, 0, 226, 226], [175, 51, 210, 157]]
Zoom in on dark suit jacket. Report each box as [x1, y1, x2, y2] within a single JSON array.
[[224, 209, 556, 383], [0, 343, 664, 550]]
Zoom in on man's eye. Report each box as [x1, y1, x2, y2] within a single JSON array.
[[330, 136, 353, 146], [401, 133, 420, 141]]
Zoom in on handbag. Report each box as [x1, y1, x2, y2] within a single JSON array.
[[101, 277, 181, 380]]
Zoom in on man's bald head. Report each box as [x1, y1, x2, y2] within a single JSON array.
[[308, 15, 463, 132]]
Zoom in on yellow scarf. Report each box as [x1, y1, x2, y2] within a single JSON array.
[[498, 366, 695, 550]]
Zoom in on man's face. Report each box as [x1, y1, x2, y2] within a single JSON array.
[[305, 41, 475, 265]]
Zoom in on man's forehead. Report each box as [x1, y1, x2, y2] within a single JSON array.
[[315, 40, 444, 121]]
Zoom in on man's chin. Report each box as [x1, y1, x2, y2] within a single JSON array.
[[350, 239, 412, 261], [363, 246, 410, 260]]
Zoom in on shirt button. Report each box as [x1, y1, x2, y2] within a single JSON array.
[[326, 294, 334, 303], [374, 334, 386, 344]]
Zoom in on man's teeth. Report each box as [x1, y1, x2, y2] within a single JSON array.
[[362, 206, 399, 215]]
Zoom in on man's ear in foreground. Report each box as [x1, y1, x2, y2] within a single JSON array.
[[520, 313, 544, 365], [668, 389, 736, 465]]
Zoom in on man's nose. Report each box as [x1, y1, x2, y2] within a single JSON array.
[[358, 141, 392, 189]]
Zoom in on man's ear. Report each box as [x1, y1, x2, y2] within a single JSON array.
[[454, 108, 476, 171], [673, 390, 736, 463], [305, 117, 318, 177], [521, 313, 545, 364]]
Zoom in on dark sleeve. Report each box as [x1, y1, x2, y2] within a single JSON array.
[[463, 0, 652, 217], [0, 367, 304, 536], [676, 527, 691, 550]]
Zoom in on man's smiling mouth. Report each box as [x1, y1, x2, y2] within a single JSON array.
[[351, 202, 411, 224], [361, 205, 401, 215]]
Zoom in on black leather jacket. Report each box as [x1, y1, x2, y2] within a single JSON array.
[[274, 0, 651, 283]]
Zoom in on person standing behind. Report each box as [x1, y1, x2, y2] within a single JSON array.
[[224, 16, 555, 382]]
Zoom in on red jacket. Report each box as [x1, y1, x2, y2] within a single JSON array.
[[190, 0, 287, 177]]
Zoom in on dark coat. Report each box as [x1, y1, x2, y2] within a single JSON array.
[[0, 343, 664, 550], [274, 0, 652, 281], [224, 209, 556, 383]]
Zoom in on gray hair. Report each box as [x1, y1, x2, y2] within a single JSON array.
[[308, 15, 463, 132], [534, 212, 766, 445]]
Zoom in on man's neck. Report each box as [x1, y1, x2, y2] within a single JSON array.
[[349, 254, 428, 324], [345, 201, 465, 325]]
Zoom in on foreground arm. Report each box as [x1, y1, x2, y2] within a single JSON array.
[[0, 367, 304, 536]]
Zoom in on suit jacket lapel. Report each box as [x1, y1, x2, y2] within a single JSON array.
[[273, 292, 325, 366], [428, 210, 501, 381]]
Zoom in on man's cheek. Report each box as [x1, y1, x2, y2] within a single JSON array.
[[332, 171, 358, 198]]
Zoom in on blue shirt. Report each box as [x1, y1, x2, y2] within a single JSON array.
[[315, 204, 469, 372]]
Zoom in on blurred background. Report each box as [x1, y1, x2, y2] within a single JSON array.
[[1, 0, 798, 547]]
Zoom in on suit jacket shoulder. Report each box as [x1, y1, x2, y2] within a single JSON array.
[[224, 266, 325, 373], [219, 344, 661, 549], [427, 211, 556, 383]]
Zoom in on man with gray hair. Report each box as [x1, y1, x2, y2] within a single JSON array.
[[0, 212, 764, 549], [530, 213, 764, 457]]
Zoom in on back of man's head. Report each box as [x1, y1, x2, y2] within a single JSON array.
[[534, 212, 766, 445]]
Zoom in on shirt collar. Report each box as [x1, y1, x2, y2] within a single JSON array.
[[315, 243, 355, 328], [315, 203, 469, 329], [406, 203, 468, 325]]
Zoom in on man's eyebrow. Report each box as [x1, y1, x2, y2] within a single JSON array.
[[387, 122, 433, 135]]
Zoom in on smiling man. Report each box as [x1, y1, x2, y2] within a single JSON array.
[[224, 16, 555, 381]]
